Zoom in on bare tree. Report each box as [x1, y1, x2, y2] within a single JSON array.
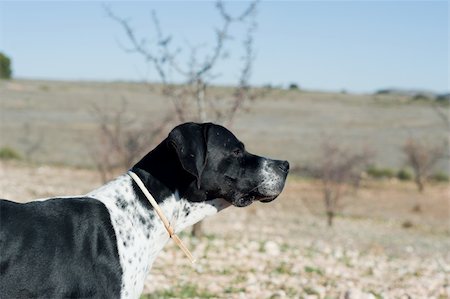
[[402, 138, 445, 193], [105, 1, 263, 236], [104, 1, 265, 124], [315, 141, 372, 227], [88, 98, 172, 183]]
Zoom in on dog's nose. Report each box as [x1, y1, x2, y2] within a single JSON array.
[[278, 160, 290, 173]]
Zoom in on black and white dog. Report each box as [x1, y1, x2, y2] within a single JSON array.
[[0, 122, 289, 298]]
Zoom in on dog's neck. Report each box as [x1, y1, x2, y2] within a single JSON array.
[[87, 173, 229, 299], [132, 140, 195, 199]]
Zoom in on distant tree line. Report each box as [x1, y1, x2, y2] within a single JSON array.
[[374, 88, 449, 102]]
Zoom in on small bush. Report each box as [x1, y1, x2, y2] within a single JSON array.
[[397, 169, 413, 181], [402, 220, 414, 228], [412, 94, 430, 101], [374, 89, 391, 95], [0, 146, 21, 160], [0, 52, 12, 79], [435, 93, 450, 102], [39, 84, 50, 91], [288, 83, 299, 90], [430, 172, 449, 182], [411, 204, 421, 213], [367, 165, 395, 179]]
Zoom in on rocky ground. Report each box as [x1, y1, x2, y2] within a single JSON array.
[[1, 161, 449, 299]]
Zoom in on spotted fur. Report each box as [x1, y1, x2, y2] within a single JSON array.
[[87, 174, 229, 299]]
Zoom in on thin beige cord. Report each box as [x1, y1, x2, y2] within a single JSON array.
[[128, 171, 196, 264]]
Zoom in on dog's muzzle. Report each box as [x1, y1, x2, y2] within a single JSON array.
[[257, 159, 289, 203]]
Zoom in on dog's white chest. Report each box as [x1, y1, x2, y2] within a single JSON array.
[[88, 175, 166, 299], [87, 174, 228, 299]]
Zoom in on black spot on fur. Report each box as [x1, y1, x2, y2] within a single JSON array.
[[183, 205, 191, 216], [148, 213, 154, 221], [115, 197, 128, 209], [138, 215, 147, 226]]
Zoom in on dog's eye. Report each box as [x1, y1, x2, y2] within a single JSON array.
[[232, 149, 242, 157]]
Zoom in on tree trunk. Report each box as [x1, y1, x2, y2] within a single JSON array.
[[196, 81, 207, 122], [327, 211, 334, 227], [323, 188, 335, 227], [192, 222, 203, 238], [415, 176, 424, 193]]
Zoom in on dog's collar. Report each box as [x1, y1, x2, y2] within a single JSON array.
[[127, 171, 196, 264]]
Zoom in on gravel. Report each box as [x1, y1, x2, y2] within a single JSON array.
[[1, 162, 448, 299]]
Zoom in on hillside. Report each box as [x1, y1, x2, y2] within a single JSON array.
[[0, 79, 447, 174]]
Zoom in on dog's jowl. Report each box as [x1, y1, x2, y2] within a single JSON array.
[[0, 122, 289, 299]]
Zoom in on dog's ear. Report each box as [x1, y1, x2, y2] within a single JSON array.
[[168, 123, 211, 189]]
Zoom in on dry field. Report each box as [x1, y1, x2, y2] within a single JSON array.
[[1, 161, 448, 299], [0, 79, 448, 173], [0, 79, 449, 298]]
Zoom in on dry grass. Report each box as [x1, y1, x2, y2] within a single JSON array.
[[0, 79, 448, 173]]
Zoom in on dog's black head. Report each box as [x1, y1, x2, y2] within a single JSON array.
[[134, 122, 289, 207]]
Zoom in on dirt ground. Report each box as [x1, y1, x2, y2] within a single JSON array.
[[1, 79, 449, 298], [1, 161, 448, 299]]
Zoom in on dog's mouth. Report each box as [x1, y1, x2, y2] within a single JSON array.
[[230, 194, 279, 207], [258, 195, 278, 203], [228, 172, 288, 208], [252, 179, 287, 204]]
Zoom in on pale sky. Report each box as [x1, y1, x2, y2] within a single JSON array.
[[0, 1, 448, 93]]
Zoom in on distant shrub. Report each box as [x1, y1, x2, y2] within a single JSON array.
[[435, 94, 450, 102], [402, 220, 414, 229], [0, 146, 21, 160], [411, 204, 421, 213], [397, 169, 413, 181], [0, 52, 12, 79], [367, 165, 395, 179], [412, 94, 430, 101], [288, 83, 299, 90], [430, 172, 449, 182], [39, 84, 50, 91], [374, 89, 391, 95]]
